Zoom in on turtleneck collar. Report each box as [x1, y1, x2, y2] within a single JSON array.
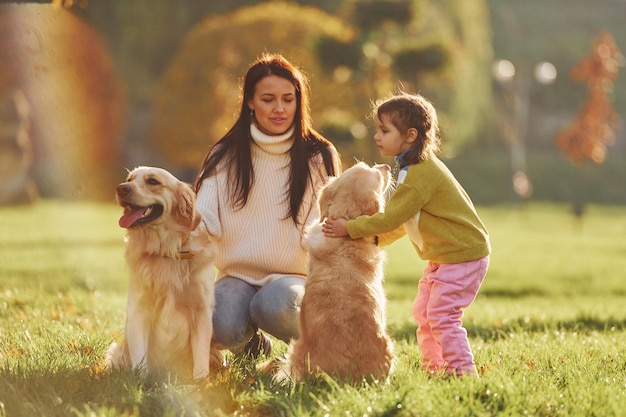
[[250, 123, 295, 155]]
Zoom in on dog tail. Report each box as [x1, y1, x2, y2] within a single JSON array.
[[256, 354, 299, 385]]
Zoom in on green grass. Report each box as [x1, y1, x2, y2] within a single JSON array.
[[1, 201, 626, 416]]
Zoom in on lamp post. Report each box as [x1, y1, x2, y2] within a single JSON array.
[[492, 59, 557, 201]]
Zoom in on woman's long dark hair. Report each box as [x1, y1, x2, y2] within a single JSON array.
[[194, 53, 340, 224]]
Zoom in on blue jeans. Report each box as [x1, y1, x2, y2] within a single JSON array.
[[212, 276, 305, 350]]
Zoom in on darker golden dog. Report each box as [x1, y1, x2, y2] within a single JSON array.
[[106, 166, 219, 380], [274, 162, 395, 383]]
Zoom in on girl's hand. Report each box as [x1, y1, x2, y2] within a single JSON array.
[[322, 215, 349, 238]]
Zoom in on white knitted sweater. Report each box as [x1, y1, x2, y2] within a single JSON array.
[[196, 124, 327, 286]]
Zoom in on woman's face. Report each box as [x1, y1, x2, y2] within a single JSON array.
[[248, 75, 297, 136]]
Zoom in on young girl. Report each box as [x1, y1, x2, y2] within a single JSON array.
[[322, 92, 490, 376], [194, 54, 341, 359]]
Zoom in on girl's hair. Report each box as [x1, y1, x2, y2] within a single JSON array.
[[194, 53, 340, 224], [373, 92, 441, 167]]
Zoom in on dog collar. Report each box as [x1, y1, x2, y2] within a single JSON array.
[[360, 236, 378, 246], [175, 232, 195, 258], [177, 251, 195, 259]]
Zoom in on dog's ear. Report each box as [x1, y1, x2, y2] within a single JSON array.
[[175, 182, 198, 229], [362, 194, 382, 216], [318, 177, 337, 220]]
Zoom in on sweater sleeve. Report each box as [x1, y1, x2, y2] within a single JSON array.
[[195, 175, 222, 239], [377, 225, 407, 246], [347, 181, 424, 239]]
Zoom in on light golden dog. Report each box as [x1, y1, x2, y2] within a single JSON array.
[[106, 166, 219, 380], [274, 162, 395, 383]]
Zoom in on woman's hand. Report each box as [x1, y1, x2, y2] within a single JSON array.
[[322, 215, 349, 238]]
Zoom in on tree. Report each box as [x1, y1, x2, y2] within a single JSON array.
[[0, 4, 125, 200], [149, 0, 494, 172], [149, 2, 364, 170], [321, 0, 494, 157], [555, 31, 623, 217]]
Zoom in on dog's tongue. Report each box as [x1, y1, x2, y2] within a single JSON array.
[[119, 207, 145, 228]]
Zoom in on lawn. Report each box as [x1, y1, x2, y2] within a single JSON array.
[[0, 201, 625, 416]]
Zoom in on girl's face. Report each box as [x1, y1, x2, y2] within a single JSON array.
[[374, 114, 415, 158], [248, 75, 297, 136]]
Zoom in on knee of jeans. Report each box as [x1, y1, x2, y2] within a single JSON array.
[[249, 295, 300, 342], [212, 318, 252, 350], [250, 294, 295, 322]]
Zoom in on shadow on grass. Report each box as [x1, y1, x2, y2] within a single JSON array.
[[390, 314, 626, 343], [467, 314, 626, 341], [0, 366, 238, 417]]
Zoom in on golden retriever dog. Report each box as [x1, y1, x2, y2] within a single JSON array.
[[273, 162, 395, 383], [106, 166, 219, 380]]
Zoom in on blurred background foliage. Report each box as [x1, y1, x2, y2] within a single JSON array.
[[148, 0, 493, 171], [149, 2, 363, 168], [0, 0, 624, 208], [0, 3, 124, 201]]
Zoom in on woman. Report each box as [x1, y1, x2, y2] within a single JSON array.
[[194, 53, 341, 358]]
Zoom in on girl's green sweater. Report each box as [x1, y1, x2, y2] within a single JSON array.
[[347, 155, 491, 264]]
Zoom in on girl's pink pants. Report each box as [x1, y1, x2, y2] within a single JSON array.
[[412, 256, 489, 376]]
